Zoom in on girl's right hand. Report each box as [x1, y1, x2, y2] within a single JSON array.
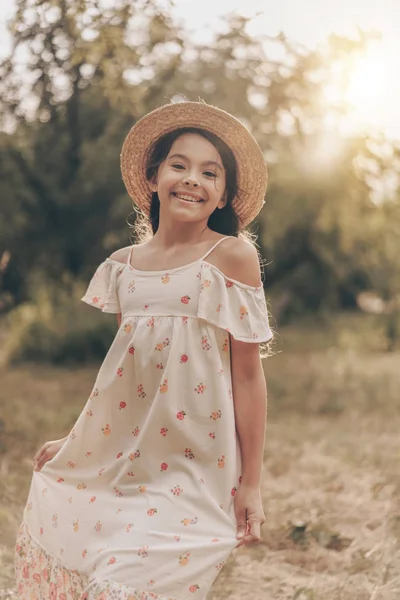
[[33, 436, 67, 471]]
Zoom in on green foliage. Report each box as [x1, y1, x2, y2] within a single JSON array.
[[9, 317, 115, 365], [1, 275, 116, 366]]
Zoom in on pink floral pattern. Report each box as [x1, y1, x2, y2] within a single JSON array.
[[15, 522, 85, 600]]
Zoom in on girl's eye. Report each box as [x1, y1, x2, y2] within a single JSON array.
[[171, 164, 216, 178]]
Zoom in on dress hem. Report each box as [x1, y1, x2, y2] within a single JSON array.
[[15, 521, 184, 600]]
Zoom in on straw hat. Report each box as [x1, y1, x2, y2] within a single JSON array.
[[120, 100, 268, 228]]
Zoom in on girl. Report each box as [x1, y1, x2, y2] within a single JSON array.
[[15, 100, 273, 600]]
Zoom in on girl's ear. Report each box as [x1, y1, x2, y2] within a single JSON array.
[[148, 174, 158, 193], [218, 192, 228, 209]]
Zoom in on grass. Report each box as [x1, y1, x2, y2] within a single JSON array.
[[1, 316, 400, 599]]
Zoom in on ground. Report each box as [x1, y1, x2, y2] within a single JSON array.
[[1, 328, 399, 599]]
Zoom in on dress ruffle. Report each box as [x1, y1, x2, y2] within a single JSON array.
[[15, 521, 86, 600], [198, 263, 273, 343], [15, 522, 182, 600], [80, 258, 273, 342], [81, 259, 123, 314], [86, 578, 183, 600]]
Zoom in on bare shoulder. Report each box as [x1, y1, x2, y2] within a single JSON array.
[[109, 246, 132, 264], [212, 237, 262, 287]]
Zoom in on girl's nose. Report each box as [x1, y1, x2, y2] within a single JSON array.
[[183, 177, 199, 187]]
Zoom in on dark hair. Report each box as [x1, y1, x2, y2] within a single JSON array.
[[133, 127, 243, 240]]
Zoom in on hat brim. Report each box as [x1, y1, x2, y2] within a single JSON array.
[[120, 101, 267, 228]]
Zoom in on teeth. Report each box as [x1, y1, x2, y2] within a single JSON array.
[[175, 194, 202, 203]]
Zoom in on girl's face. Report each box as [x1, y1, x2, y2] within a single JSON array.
[[150, 132, 227, 223]]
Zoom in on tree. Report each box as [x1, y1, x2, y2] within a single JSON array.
[[0, 0, 184, 287]]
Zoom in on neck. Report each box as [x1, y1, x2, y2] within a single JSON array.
[[154, 218, 211, 247]]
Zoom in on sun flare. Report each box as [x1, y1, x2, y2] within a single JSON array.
[[324, 40, 399, 138], [346, 45, 392, 122]]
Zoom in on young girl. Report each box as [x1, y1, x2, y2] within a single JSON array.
[[15, 100, 273, 600]]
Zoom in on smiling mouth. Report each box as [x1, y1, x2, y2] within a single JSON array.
[[172, 193, 204, 203]]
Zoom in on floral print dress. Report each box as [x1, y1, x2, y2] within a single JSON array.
[[15, 236, 273, 600]]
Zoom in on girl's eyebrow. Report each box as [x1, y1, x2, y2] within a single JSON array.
[[168, 153, 223, 172]]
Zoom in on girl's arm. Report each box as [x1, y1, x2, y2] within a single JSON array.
[[117, 313, 122, 328], [231, 339, 267, 487], [217, 238, 268, 544], [231, 337, 267, 545]]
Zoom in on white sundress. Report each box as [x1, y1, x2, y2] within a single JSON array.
[[15, 236, 273, 600]]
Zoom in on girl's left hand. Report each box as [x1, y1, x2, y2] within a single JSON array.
[[234, 484, 265, 546]]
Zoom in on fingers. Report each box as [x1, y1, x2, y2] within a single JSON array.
[[236, 521, 250, 547], [236, 514, 264, 546], [33, 443, 49, 471], [236, 508, 247, 541], [243, 516, 262, 544]]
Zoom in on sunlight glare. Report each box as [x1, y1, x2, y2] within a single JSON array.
[[345, 44, 391, 124], [325, 40, 399, 138]]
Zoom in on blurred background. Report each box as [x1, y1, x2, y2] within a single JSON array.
[[0, 1, 399, 598]]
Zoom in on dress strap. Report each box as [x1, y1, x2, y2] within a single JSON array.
[[126, 245, 134, 267], [200, 236, 232, 261]]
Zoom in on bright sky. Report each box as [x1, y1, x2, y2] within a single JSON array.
[[1, 0, 400, 139]]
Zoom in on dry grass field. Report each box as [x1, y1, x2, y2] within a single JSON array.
[[1, 321, 399, 599]]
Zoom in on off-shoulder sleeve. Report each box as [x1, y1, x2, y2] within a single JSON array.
[[197, 263, 273, 343], [80, 259, 122, 314]]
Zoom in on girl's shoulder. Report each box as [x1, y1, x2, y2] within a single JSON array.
[[109, 244, 146, 265], [109, 246, 130, 264], [207, 237, 262, 288]]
